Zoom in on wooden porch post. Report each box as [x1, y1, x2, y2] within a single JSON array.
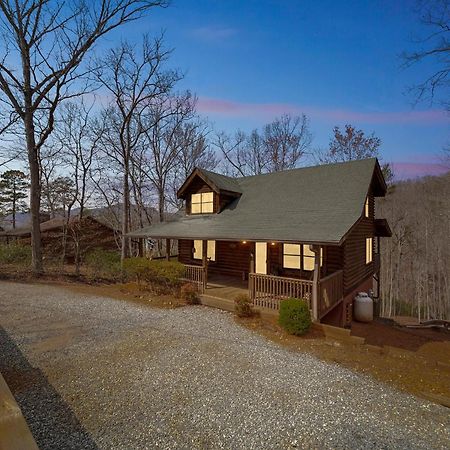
[[311, 245, 321, 321], [202, 240, 208, 290], [165, 239, 170, 261], [248, 251, 255, 299]]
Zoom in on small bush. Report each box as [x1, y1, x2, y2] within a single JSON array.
[[84, 248, 121, 280], [0, 243, 31, 265], [278, 298, 312, 335], [123, 257, 150, 285], [123, 257, 185, 294], [234, 294, 253, 317], [180, 283, 200, 305]]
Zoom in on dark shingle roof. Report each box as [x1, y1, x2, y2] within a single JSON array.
[[130, 158, 384, 244], [197, 168, 242, 194]]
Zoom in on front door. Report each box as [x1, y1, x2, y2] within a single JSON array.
[[255, 242, 267, 274]]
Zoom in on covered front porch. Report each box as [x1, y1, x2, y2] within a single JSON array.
[[181, 240, 344, 322]]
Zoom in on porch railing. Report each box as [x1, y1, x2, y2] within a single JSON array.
[[183, 264, 207, 293], [249, 273, 313, 311], [318, 270, 344, 318]]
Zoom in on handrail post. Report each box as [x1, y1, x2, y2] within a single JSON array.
[[202, 240, 208, 291], [311, 245, 320, 321]]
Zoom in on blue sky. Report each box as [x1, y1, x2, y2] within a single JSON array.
[[91, 1, 448, 177]]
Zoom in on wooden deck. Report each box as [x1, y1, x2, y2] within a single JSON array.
[[205, 274, 248, 300]]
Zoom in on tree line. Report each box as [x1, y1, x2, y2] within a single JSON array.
[[0, 0, 448, 321]]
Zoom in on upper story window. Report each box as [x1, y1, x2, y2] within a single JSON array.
[[364, 197, 370, 218], [191, 192, 214, 214], [283, 244, 323, 270]]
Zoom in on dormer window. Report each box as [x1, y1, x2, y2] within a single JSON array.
[[191, 192, 214, 214], [364, 197, 369, 218]]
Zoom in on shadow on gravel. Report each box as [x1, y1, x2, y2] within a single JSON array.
[[0, 326, 98, 450]]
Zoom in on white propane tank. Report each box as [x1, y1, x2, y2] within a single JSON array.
[[354, 292, 373, 323]]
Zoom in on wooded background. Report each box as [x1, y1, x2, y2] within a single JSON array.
[[379, 173, 450, 321]]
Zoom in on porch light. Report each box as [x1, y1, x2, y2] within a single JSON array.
[[271, 242, 276, 246], [242, 241, 247, 244]]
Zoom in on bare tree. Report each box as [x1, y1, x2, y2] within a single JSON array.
[[0, 0, 167, 273], [317, 124, 394, 184], [216, 114, 312, 176], [142, 92, 197, 223], [263, 114, 312, 172], [94, 36, 181, 263], [167, 120, 216, 210], [402, 0, 450, 109], [55, 101, 100, 272], [214, 130, 249, 176]]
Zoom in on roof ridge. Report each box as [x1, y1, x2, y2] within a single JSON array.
[[199, 158, 378, 182]]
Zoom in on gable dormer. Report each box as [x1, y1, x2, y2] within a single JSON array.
[[177, 168, 242, 215]]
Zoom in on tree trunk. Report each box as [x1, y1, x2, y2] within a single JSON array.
[[121, 167, 130, 264], [25, 112, 43, 274]]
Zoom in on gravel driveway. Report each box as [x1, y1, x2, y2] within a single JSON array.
[[0, 281, 449, 449]]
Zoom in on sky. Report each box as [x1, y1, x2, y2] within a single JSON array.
[[105, 0, 449, 179]]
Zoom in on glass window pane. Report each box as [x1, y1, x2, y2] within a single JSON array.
[[207, 240, 216, 261], [366, 238, 372, 263], [365, 197, 369, 217], [193, 240, 203, 259], [303, 256, 314, 271], [303, 244, 314, 257], [283, 243, 301, 256], [191, 193, 201, 204], [283, 255, 301, 269], [202, 192, 213, 202], [191, 203, 201, 214], [202, 202, 214, 213]]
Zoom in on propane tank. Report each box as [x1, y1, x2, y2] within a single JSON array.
[[354, 292, 373, 323]]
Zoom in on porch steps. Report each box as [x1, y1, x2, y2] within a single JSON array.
[[200, 294, 279, 318], [200, 294, 235, 313]]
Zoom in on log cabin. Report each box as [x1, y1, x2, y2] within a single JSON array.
[[129, 158, 391, 327], [0, 213, 121, 262]]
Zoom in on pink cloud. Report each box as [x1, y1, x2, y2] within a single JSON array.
[[391, 162, 449, 180], [197, 97, 449, 125]]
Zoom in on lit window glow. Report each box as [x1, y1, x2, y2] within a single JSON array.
[[193, 240, 216, 261], [366, 237, 373, 264], [191, 192, 214, 214]]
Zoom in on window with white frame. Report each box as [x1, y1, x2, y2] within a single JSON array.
[[303, 245, 323, 271], [283, 244, 301, 269], [283, 244, 323, 270], [193, 240, 216, 261], [365, 237, 373, 264], [191, 192, 214, 214]]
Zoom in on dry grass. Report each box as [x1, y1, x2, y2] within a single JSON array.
[[236, 315, 450, 403]]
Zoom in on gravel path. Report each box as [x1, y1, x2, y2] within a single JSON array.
[[0, 281, 449, 449]]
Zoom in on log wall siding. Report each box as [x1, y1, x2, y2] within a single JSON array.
[[178, 239, 252, 277], [342, 190, 375, 294]]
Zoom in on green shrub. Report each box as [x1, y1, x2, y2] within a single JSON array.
[[123, 257, 150, 285], [180, 283, 200, 305], [0, 243, 31, 265], [123, 257, 185, 294], [234, 294, 253, 317], [278, 298, 312, 335], [84, 248, 121, 280]]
